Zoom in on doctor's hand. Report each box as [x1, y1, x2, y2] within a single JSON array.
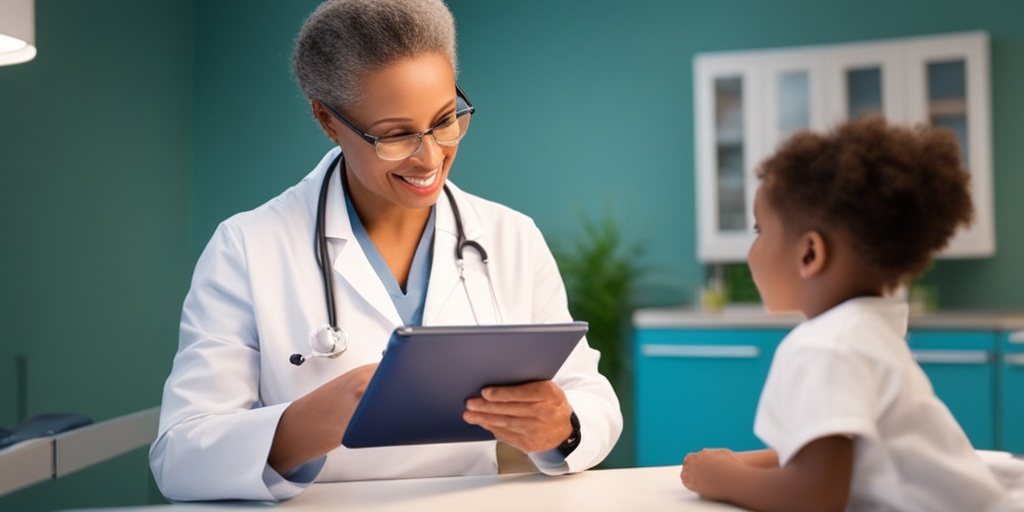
[[269, 363, 378, 474], [462, 380, 574, 454]]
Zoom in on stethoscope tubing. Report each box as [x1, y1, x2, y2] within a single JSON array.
[[296, 154, 490, 365], [316, 157, 339, 328]]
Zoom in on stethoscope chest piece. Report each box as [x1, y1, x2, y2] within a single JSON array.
[[290, 323, 348, 366], [312, 323, 348, 356]]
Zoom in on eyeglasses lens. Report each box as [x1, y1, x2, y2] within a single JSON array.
[[374, 113, 472, 161]]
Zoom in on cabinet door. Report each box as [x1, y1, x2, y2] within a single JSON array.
[[693, 32, 993, 263], [762, 50, 827, 152], [904, 32, 994, 257], [906, 330, 997, 449], [693, 54, 764, 261], [999, 331, 1024, 453], [822, 41, 906, 125], [634, 328, 784, 466]]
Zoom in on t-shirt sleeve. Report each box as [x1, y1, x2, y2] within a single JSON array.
[[754, 341, 881, 466]]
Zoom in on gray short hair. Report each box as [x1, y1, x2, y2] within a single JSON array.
[[293, 0, 458, 109]]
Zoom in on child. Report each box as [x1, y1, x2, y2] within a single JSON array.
[[680, 116, 1023, 511]]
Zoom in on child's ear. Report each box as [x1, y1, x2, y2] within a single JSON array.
[[798, 231, 828, 278]]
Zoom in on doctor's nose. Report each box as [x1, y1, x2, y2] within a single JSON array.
[[409, 132, 446, 168]]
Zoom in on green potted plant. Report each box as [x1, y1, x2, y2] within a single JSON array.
[[552, 205, 648, 469], [551, 206, 646, 390]]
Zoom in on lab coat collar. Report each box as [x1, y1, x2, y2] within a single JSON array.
[[434, 181, 484, 244], [424, 181, 496, 325], [312, 148, 490, 327], [317, 149, 403, 326]]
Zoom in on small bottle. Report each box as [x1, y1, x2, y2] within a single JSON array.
[[700, 265, 727, 313]]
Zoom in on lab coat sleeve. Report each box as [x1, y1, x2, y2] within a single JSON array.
[[149, 221, 323, 501], [520, 223, 623, 474]]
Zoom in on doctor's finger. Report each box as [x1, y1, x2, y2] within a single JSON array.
[[473, 417, 566, 453], [481, 380, 564, 403], [464, 400, 539, 422], [465, 396, 563, 419], [462, 409, 517, 429], [465, 406, 571, 442]]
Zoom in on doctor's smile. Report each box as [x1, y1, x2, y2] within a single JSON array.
[[395, 168, 442, 193], [397, 170, 439, 188]]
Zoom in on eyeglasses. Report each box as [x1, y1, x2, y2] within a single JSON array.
[[320, 84, 475, 161]]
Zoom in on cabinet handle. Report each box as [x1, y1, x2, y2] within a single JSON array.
[[1004, 353, 1024, 366], [911, 350, 989, 365], [1009, 331, 1024, 344], [641, 344, 761, 359]]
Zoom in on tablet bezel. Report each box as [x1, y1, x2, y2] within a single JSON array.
[[341, 322, 588, 448]]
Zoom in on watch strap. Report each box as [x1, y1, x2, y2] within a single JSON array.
[[556, 411, 581, 458]]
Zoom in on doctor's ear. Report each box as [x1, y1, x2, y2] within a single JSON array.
[[798, 231, 828, 278], [311, 99, 340, 144]]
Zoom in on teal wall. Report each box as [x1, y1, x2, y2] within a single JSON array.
[[189, 0, 1024, 310], [0, 1, 191, 510], [2, 1, 1024, 510], [447, 0, 1024, 310]]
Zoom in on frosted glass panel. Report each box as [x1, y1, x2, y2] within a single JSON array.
[[847, 67, 883, 119], [778, 71, 810, 140], [928, 60, 968, 163], [714, 77, 746, 231]]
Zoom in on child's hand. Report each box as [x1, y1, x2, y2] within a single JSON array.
[[680, 448, 742, 500]]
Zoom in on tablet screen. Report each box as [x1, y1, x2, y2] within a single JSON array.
[[341, 322, 588, 448]]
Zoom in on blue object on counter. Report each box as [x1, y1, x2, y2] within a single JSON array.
[[0, 413, 93, 449]]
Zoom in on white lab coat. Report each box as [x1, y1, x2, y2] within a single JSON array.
[[149, 148, 622, 501]]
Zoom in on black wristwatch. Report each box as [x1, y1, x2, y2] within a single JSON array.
[[556, 411, 581, 458]]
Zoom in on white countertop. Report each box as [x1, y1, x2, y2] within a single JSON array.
[[634, 305, 1024, 332], [60, 465, 742, 512]]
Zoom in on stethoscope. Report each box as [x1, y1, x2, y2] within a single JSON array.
[[290, 154, 495, 365]]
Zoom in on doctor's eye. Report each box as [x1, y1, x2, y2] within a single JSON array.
[[431, 114, 460, 137]]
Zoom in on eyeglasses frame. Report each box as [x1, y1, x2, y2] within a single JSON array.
[[319, 84, 475, 159]]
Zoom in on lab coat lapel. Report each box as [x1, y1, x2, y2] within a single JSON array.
[[423, 184, 497, 325], [322, 161, 403, 327]]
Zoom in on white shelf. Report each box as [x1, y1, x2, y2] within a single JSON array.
[[0, 406, 160, 496]]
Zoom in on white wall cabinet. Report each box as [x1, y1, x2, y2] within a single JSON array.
[[694, 32, 993, 262]]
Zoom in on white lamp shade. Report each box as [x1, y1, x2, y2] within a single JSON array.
[[0, 0, 36, 65]]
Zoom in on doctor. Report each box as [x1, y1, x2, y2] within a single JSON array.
[[149, 0, 622, 502]]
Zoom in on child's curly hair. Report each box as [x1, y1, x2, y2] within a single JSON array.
[[757, 115, 974, 288]]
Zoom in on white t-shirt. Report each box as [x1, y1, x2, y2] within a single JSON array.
[[754, 297, 1015, 511]]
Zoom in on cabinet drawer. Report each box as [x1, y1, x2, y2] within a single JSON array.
[[906, 330, 997, 449], [634, 329, 786, 466]]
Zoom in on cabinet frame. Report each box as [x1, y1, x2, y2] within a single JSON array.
[[693, 31, 993, 262], [693, 54, 765, 260]]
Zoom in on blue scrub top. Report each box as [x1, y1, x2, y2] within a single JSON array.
[[343, 187, 434, 327]]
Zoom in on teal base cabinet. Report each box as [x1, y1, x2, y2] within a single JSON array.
[[1000, 331, 1024, 453], [907, 331, 998, 449], [634, 309, 1024, 466], [634, 328, 786, 466]]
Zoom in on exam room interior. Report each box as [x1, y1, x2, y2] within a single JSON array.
[[2, 1, 1023, 510]]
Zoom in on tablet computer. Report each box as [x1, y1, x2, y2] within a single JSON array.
[[341, 322, 588, 448]]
